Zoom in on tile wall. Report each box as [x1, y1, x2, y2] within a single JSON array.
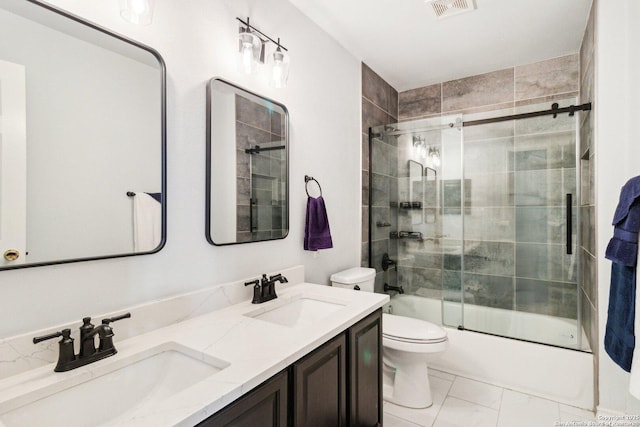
[[398, 55, 579, 121], [361, 64, 398, 289]]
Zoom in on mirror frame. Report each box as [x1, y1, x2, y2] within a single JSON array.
[[0, 0, 167, 270], [205, 78, 289, 246]]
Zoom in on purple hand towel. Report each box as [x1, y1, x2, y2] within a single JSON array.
[[304, 196, 333, 251]]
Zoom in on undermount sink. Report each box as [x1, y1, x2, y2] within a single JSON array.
[[244, 295, 347, 327], [0, 343, 229, 427]]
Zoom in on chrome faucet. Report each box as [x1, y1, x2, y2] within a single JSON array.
[[245, 273, 288, 304], [33, 312, 131, 372]]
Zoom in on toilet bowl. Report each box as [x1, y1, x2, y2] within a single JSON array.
[[330, 267, 448, 409], [382, 313, 448, 408]]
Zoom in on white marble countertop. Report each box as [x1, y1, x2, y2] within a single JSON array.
[[0, 283, 388, 426]]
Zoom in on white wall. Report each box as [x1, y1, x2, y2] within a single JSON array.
[[596, 0, 640, 415], [0, 0, 361, 338]]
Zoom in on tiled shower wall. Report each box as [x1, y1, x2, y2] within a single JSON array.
[[235, 95, 286, 242], [579, 0, 597, 402], [397, 54, 579, 121], [361, 64, 398, 284]]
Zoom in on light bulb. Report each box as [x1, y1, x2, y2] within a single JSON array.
[[132, 0, 148, 15], [270, 48, 289, 88], [272, 58, 283, 88], [242, 42, 254, 74], [430, 150, 440, 167], [120, 0, 155, 25]]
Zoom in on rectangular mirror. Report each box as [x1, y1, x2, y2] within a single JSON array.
[[206, 78, 289, 245], [0, 0, 166, 270]]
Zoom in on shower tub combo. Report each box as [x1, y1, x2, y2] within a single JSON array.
[[369, 99, 594, 409]]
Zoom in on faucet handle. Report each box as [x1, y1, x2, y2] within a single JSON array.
[[33, 328, 71, 344], [101, 312, 131, 325], [33, 329, 76, 372], [244, 279, 260, 287]]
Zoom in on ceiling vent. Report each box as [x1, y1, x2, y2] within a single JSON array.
[[428, 0, 476, 19]]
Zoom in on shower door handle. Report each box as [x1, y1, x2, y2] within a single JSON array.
[[566, 193, 572, 255]]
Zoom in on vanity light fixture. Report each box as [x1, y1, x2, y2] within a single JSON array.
[[119, 0, 155, 25], [237, 17, 290, 88]]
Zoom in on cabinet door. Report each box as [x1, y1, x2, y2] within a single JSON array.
[[292, 333, 347, 427], [348, 309, 382, 427], [197, 370, 288, 427]]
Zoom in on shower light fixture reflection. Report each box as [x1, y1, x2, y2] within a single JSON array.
[[428, 146, 441, 167], [413, 136, 427, 158], [119, 0, 155, 25]]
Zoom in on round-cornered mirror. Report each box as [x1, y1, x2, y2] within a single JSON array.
[[206, 78, 289, 245], [0, 0, 166, 270]]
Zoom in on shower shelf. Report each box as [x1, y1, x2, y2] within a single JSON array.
[[390, 231, 423, 241], [390, 201, 422, 209]]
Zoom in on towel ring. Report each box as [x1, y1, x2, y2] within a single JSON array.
[[305, 175, 322, 197]]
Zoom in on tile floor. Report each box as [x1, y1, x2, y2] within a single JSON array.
[[383, 369, 596, 427]]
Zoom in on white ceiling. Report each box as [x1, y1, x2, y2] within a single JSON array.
[[287, 0, 593, 92]]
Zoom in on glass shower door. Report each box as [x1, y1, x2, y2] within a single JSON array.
[[458, 98, 581, 350], [369, 116, 463, 328]]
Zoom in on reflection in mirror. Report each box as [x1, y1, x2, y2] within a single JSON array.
[[0, 0, 166, 269], [206, 78, 288, 245], [424, 166, 437, 223], [408, 160, 424, 225]]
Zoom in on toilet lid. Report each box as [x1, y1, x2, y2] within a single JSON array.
[[382, 313, 447, 343]]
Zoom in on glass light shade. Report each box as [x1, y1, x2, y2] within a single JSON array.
[[238, 29, 262, 75], [119, 0, 155, 25], [270, 49, 290, 88], [429, 147, 441, 167]]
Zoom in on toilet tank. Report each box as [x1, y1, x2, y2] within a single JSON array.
[[330, 267, 376, 292]]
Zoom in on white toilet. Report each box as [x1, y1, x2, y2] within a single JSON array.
[[330, 267, 448, 409]]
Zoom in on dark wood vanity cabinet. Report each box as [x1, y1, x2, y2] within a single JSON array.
[[196, 370, 288, 427], [292, 334, 347, 427], [198, 309, 381, 427], [348, 310, 383, 427]]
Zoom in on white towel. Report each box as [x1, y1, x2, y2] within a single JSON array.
[[133, 192, 161, 252], [629, 251, 640, 398]]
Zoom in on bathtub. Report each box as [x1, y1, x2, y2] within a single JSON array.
[[387, 294, 594, 410]]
